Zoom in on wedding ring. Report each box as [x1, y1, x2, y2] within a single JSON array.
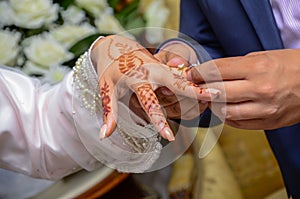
[[177, 64, 187, 76]]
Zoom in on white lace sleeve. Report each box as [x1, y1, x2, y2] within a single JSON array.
[[72, 37, 162, 173], [0, 37, 162, 181]]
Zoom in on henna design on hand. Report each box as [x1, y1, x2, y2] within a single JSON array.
[[107, 38, 115, 60], [108, 40, 151, 80], [135, 84, 158, 112], [172, 73, 196, 91], [118, 50, 142, 74], [100, 81, 111, 118], [127, 66, 149, 80], [135, 84, 168, 131]]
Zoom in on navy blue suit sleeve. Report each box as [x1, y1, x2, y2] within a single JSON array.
[[179, 0, 225, 59], [178, 0, 223, 127], [180, 1, 300, 198]]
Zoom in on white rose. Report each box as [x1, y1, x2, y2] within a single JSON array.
[[23, 34, 73, 70], [9, 0, 59, 29], [50, 23, 97, 48], [22, 60, 49, 75], [41, 65, 71, 84], [144, 0, 170, 44], [0, 30, 21, 66], [75, 0, 108, 17], [61, 6, 86, 25], [95, 8, 126, 34], [0, 2, 14, 27]]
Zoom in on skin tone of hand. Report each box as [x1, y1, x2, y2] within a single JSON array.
[[90, 35, 215, 141], [187, 49, 300, 130], [153, 43, 211, 120]]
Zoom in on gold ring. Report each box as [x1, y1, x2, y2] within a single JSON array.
[[177, 64, 187, 76]]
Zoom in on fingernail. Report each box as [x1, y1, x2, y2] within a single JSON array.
[[205, 88, 220, 95], [164, 128, 175, 141], [205, 88, 221, 99], [99, 124, 107, 140]]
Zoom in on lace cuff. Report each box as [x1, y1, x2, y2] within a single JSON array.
[[72, 37, 162, 173]]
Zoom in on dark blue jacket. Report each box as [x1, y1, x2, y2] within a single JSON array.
[[180, 0, 300, 197]]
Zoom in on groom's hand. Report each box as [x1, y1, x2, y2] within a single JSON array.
[[187, 49, 300, 130]]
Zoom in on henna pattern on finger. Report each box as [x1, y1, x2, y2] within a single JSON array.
[[135, 84, 158, 112], [135, 84, 168, 131], [172, 73, 197, 91], [172, 73, 208, 98], [100, 81, 111, 117]]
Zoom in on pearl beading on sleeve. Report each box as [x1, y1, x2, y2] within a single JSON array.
[[73, 52, 101, 114], [71, 37, 162, 173]]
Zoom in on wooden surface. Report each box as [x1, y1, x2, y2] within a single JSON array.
[[75, 171, 129, 199]]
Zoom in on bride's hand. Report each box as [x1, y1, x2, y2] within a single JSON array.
[[154, 41, 208, 120], [91, 35, 215, 141]]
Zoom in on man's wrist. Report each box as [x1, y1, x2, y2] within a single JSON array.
[[155, 37, 210, 64]]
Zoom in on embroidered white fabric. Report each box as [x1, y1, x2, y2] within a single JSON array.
[[72, 37, 162, 173], [0, 36, 162, 181]]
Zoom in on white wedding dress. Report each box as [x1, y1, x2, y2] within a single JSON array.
[[0, 40, 162, 180]]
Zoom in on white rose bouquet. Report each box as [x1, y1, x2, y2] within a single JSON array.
[[0, 0, 156, 84]]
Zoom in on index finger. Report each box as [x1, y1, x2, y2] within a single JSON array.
[[187, 56, 249, 83]]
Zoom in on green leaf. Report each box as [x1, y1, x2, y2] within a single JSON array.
[[124, 11, 145, 30], [108, 0, 121, 8], [116, 0, 139, 16], [63, 33, 110, 68], [69, 33, 101, 57], [126, 16, 145, 32], [110, 0, 142, 28]]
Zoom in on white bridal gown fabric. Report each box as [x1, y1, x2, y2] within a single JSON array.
[[0, 66, 97, 179], [0, 48, 161, 180]]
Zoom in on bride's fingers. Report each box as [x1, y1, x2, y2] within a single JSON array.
[[139, 63, 220, 101], [98, 78, 118, 140], [159, 70, 221, 102], [133, 83, 175, 141]]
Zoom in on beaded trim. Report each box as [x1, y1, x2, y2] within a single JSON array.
[[72, 50, 160, 154], [117, 123, 160, 154], [73, 52, 101, 114]]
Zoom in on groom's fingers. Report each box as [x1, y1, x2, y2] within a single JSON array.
[[187, 56, 250, 83]]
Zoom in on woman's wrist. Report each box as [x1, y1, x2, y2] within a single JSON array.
[[88, 36, 105, 72]]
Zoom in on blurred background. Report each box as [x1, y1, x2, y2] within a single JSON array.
[[0, 0, 287, 198]]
